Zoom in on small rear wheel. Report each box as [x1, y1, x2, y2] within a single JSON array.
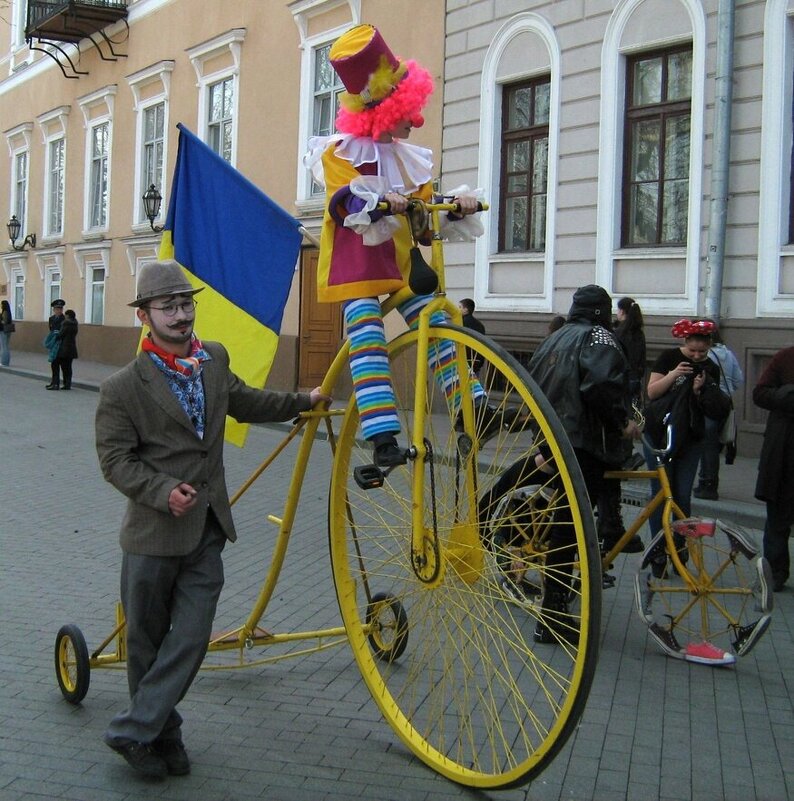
[[366, 593, 409, 662], [55, 624, 90, 704]]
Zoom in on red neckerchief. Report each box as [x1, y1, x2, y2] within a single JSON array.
[[142, 334, 208, 377]]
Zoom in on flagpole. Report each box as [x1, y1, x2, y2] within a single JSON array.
[[298, 226, 320, 248]]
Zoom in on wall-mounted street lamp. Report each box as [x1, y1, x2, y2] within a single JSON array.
[[6, 215, 36, 251], [142, 184, 163, 232]]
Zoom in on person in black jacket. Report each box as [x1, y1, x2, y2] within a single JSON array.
[[48, 309, 78, 390], [753, 346, 794, 592], [528, 285, 640, 643], [596, 296, 647, 552], [459, 298, 486, 375], [46, 298, 66, 389]]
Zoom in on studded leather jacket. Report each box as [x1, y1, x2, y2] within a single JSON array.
[[529, 317, 632, 466]]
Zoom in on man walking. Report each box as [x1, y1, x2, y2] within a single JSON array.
[[96, 260, 328, 779]]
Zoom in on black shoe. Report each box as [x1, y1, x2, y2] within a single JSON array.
[[153, 739, 190, 776], [693, 482, 718, 500], [623, 453, 646, 471], [773, 576, 787, 592], [62, 385, 71, 390], [107, 740, 167, 779], [45, 383, 60, 390], [533, 590, 579, 645], [455, 400, 522, 443], [371, 433, 408, 469]]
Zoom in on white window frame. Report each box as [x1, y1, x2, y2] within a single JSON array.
[[73, 241, 111, 325], [10, 265, 25, 320], [5, 123, 33, 239], [0, 252, 28, 320], [44, 136, 66, 239], [475, 13, 561, 313], [36, 107, 69, 242], [87, 264, 106, 325], [757, 0, 794, 317], [44, 265, 62, 312], [78, 85, 117, 237], [128, 60, 174, 231], [291, 0, 361, 210], [595, 0, 706, 316], [187, 29, 246, 167]]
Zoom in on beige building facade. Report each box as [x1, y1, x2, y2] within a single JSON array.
[[3, 0, 793, 456], [439, 0, 794, 456], [0, 0, 445, 390]]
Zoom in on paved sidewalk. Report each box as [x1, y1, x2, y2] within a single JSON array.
[[1, 347, 768, 528], [1, 358, 791, 801]]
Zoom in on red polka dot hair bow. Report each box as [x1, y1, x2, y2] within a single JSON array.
[[671, 318, 717, 338]]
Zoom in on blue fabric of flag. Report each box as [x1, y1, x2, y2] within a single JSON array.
[[165, 124, 301, 333]]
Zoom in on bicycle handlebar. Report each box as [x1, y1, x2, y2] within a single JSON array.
[[377, 199, 489, 214]]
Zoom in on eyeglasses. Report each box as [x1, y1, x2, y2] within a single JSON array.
[[147, 299, 197, 317]]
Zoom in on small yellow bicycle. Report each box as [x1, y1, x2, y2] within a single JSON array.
[[486, 419, 773, 670], [55, 198, 602, 790]]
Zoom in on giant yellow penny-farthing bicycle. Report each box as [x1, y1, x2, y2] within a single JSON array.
[[54, 198, 602, 789]]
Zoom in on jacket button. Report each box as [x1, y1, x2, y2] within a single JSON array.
[[201, 481, 208, 488], [200, 452, 208, 458]]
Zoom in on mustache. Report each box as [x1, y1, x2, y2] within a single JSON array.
[[167, 318, 193, 329]]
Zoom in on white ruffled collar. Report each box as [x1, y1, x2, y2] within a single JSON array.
[[304, 134, 434, 193]]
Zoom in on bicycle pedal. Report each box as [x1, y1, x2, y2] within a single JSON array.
[[602, 572, 616, 589], [354, 464, 385, 490]]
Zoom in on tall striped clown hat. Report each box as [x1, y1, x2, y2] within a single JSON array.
[[330, 24, 434, 141]]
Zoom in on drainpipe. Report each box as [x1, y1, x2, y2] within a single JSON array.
[[703, 0, 735, 324]]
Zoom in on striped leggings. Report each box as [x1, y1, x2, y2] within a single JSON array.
[[344, 296, 485, 440]]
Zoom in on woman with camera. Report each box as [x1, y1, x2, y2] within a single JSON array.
[[644, 319, 730, 544]]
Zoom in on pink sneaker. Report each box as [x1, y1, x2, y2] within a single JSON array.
[[683, 641, 736, 666]]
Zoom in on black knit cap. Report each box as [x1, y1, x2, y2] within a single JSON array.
[[568, 284, 612, 325]]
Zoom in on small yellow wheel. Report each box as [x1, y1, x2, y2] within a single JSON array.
[[55, 624, 90, 704], [329, 325, 600, 788], [366, 592, 409, 662]]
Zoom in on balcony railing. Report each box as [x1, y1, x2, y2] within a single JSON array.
[[26, 0, 128, 45]]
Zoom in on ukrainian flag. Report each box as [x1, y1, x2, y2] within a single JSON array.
[[158, 124, 303, 446]]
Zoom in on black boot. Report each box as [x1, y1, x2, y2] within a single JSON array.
[[598, 481, 643, 553], [45, 382, 60, 390], [371, 432, 408, 469], [533, 587, 578, 645], [693, 480, 718, 500]]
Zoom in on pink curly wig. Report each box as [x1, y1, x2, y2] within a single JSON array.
[[335, 59, 434, 141]]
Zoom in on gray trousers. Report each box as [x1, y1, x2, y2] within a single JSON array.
[[104, 512, 225, 745]]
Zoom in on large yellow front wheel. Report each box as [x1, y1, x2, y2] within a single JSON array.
[[329, 325, 601, 788]]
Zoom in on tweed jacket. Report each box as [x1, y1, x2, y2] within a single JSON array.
[[96, 341, 312, 556]]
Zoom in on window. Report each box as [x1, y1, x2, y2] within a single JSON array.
[[89, 122, 110, 229], [46, 138, 65, 236], [12, 149, 28, 235], [141, 102, 165, 222], [46, 269, 62, 310], [308, 43, 345, 195], [187, 29, 245, 166], [207, 78, 234, 162], [622, 47, 692, 247], [12, 271, 25, 321], [88, 266, 105, 324], [499, 78, 550, 252], [78, 85, 116, 235]]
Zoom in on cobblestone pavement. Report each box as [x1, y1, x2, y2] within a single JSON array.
[[0, 368, 791, 801]]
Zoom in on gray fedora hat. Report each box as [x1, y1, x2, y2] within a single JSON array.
[[129, 260, 204, 307]]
